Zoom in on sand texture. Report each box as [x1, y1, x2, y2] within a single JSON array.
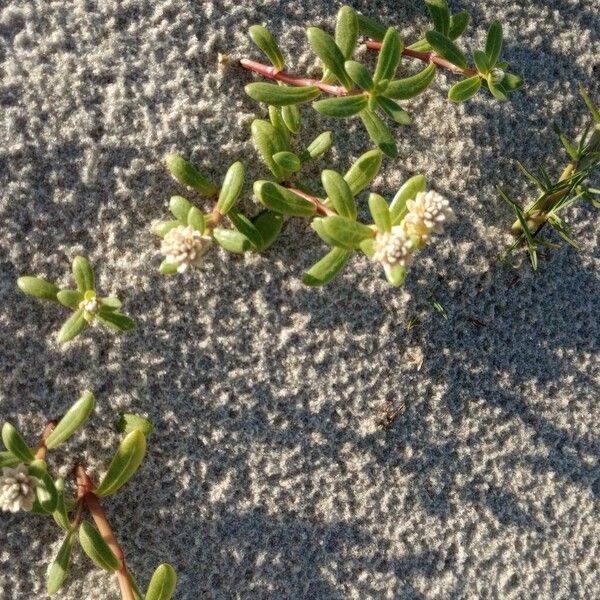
[[1, 0, 599, 598]]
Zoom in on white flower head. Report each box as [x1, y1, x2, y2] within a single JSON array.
[[161, 225, 212, 273], [0, 464, 38, 513], [373, 226, 414, 274], [490, 68, 505, 85], [403, 190, 454, 242]]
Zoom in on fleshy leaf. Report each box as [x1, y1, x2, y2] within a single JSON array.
[[253, 181, 317, 217], [187, 207, 205, 233], [216, 161, 245, 215], [344, 149, 382, 195], [425, 0, 450, 36], [281, 104, 301, 133], [373, 27, 402, 83], [145, 564, 178, 600], [448, 11, 470, 40], [228, 210, 263, 250], [165, 154, 217, 197], [313, 94, 368, 117], [303, 131, 333, 160], [321, 169, 357, 220], [374, 96, 411, 125], [79, 521, 122, 572], [248, 25, 285, 71], [390, 175, 426, 224], [45, 391, 95, 449], [473, 50, 491, 74], [252, 211, 284, 251], [312, 216, 374, 249], [368, 193, 391, 232], [72, 256, 95, 293], [246, 82, 320, 106], [356, 13, 387, 41], [272, 151, 301, 172], [448, 76, 482, 102], [212, 229, 254, 254], [385, 64, 437, 100], [17, 276, 59, 302], [47, 532, 75, 595], [359, 109, 398, 158], [151, 220, 180, 238], [2, 422, 35, 463], [98, 310, 135, 332], [95, 430, 147, 496], [384, 264, 407, 287], [307, 27, 352, 90], [335, 5, 359, 60], [57, 308, 87, 344], [302, 247, 352, 286], [169, 196, 193, 222], [116, 413, 154, 435], [344, 61, 374, 91], [57, 289, 83, 309], [158, 260, 179, 275], [251, 119, 288, 180], [29, 460, 58, 513], [485, 20, 503, 67], [425, 31, 467, 69]]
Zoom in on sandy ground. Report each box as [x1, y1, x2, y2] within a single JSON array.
[[0, 0, 599, 598]]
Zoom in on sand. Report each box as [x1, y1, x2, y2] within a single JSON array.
[[0, 0, 599, 598]]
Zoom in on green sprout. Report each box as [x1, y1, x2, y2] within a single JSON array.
[[240, 2, 523, 158], [500, 86, 600, 269], [152, 154, 283, 273], [17, 256, 135, 343], [0, 393, 176, 600]]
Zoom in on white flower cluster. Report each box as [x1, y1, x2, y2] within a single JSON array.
[[79, 293, 99, 317], [372, 190, 453, 274], [161, 225, 212, 273], [0, 464, 37, 513], [489, 68, 505, 85]]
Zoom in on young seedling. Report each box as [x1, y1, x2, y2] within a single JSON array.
[[153, 154, 284, 272], [500, 86, 600, 269], [17, 256, 135, 343], [0, 392, 176, 600], [252, 148, 454, 286], [241, 2, 523, 158]]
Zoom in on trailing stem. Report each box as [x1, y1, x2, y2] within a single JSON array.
[[284, 186, 337, 216]]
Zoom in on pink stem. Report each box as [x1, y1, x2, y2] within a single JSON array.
[[366, 40, 478, 77], [286, 187, 336, 216], [239, 58, 352, 96]]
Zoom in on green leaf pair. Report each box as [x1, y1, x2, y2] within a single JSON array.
[[17, 257, 134, 343]]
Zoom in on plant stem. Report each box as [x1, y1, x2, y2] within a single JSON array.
[[365, 40, 478, 76], [239, 59, 351, 96], [285, 186, 337, 216], [75, 465, 135, 600], [35, 421, 57, 460]]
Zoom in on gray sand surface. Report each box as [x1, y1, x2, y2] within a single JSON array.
[[1, 0, 599, 598]]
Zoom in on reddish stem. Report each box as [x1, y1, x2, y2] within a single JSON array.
[[35, 421, 57, 460], [366, 40, 478, 76], [75, 466, 135, 600], [240, 58, 352, 96], [286, 186, 336, 216]]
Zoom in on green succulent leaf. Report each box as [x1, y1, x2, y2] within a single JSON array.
[[17, 276, 59, 302], [303, 131, 333, 160], [272, 151, 301, 172], [72, 256, 95, 293], [359, 109, 398, 158], [321, 169, 357, 219], [151, 220, 180, 238], [303, 247, 352, 286], [502, 73, 524, 91], [52, 478, 70, 531], [268, 106, 291, 147], [228, 209, 263, 250], [252, 211, 284, 251], [356, 13, 387, 41], [95, 430, 147, 496], [253, 180, 317, 217], [186, 206, 205, 233], [359, 237, 376, 257], [312, 216, 374, 249], [473, 50, 491, 74], [248, 25, 285, 71], [425, 0, 450, 36], [313, 94, 368, 117], [246, 82, 321, 107], [448, 75, 482, 102], [0, 450, 19, 468], [384, 264, 407, 287], [28, 460, 58, 513], [158, 260, 179, 275], [116, 413, 154, 435], [79, 521, 122, 572], [2, 422, 35, 463], [165, 154, 217, 197], [334, 5, 359, 60], [487, 78, 507, 101], [56, 289, 83, 309], [57, 309, 87, 343], [390, 174, 426, 224], [448, 11, 470, 40], [373, 27, 403, 83], [281, 104, 301, 133], [98, 310, 135, 332], [344, 149, 383, 195], [425, 31, 467, 69], [485, 20, 503, 67], [47, 532, 75, 595], [212, 228, 253, 253], [169, 195, 193, 222], [145, 564, 178, 600], [385, 64, 437, 100], [216, 161, 245, 215], [307, 27, 352, 90], [368, 193, 391, 232], [45, 391, 95, 449], [344, 61, 374, 91], [251, 119, 288, 180], [373, 96, 411, 125]]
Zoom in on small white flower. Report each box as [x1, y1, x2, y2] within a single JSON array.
[[0, 464, 38, 513], [490, 68, 505, 85], [373, 226, 414, 274], [161, 225, 212, 273], [403, 190, 454, 242]]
